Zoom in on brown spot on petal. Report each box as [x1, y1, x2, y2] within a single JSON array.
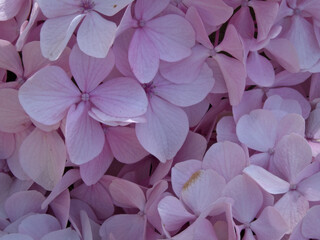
[[113, 4, 117, 8], [182, 171, 202, 191]]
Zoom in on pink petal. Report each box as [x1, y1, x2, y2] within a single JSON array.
[[146, 14, 195, 62], [159, 44, 209, 84], [155, 64, 214, 107], [0, 131, 14, 159], [18, 214, 61, 239], [100, 214, 146, 240], [109, 178, 145, 211], [275, 191, 309, 233], [298, 172, 320, 201], [69, 44, 115, 92], [229, 6, 255, 39], [306, 109, 320, 140], [135, 96, 189, 162], [243, 165, 290, 194], [50, 189, 70, 228], [181, 169, 226, 215], [273, 71, 311, 88], [19, 128, 66, 190], [80, 141, 113, 186], [183, 99, 210, 127], [66, 102, 105, 165], [0, 0, 24, 20], [236, 109, 278, 152], [19, 66, 80, 125], [216, 116, 239, 143], [276, 113, 305, 141], [71, 183, 114, 220], [40, 14, 84, 60], [203, 141, 247, 182], [263, 95, 302, 115], [106, 127, 148, 164], [0, 88, 31, 133], [93, 0, 133, 16], [134, 0, 170, 21], [41, 228, 80, 240], [250, 0, 279, 42], [171, 160, 203, 197], [0, 39, 23, 76], [246, 51, 275, 87], [0, 234, 33, 240], [273, 134, 312, 183], [265, 38, 300, 73], [0, 19, 19, 44], [37, 0, 80, 18], [77, 12, 116, 58], [5, 190, 46, 222], [90, 77, 148, 118], [128, 28, 159, 83], [301, 205, 320, 239], [250, 206, 288, 240], [223, 175, 263, 223], [158, 196, 195, 232], [214, 54, 246, 105]]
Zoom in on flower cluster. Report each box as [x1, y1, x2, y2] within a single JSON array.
[[0, 0, 320, 239]]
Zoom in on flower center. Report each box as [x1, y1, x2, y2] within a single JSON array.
[[290, 184, 297, 191], [81, 93, 90, 101], [80, 0, 94, 12], [268, 148, 275, 155], [142, 83, 155, 96], [293, 8, 301, 15]]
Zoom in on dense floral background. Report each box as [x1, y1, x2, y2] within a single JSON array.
[[0, 0, 320, 239]]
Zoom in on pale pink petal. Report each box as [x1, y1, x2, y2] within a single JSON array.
[[276, 113, 305, 141], [41, 228, 80, 240], [146, 14, 195, 62], [171, 160, 203, 197], [80, 142, 113, 186], [158, 196, 195, 232], [183, 0, 233, 28], [77, 12, 116, 58], [0, 19, 18, 44], [214, 54, 246, 105], [0, 88, 31, 133], [19, 128, 66, 190], [183, 99, 210, 127], [246, 51, 275, 87], [66, 102, 105, 165], [229, 6, 254, 39], [267, 87, 311, 119], [50, 190, 70, 228], [203, 141, 247, 182], [0, 39, 23, 76], [224, 175, 263, 223], [250, 206, 288, 240], [265, 38, 300, 73], [100, 214, 146, 240], [236, 109, 278, 152], [109, 178, 145, 211], [306, 108, 320, 140], [0, 234, 33, 240], [128, 28, 159, 83], [298, 172, 320, 201], [263, 95, 302, 115], [155, 64, 214, 107], [0, 132, 14, 159], [243, 165, 290, 194], [274, 134, 312, 183], [301, 205, 320, 239], [134, 0, 170, 21], [250, 0, 279, 41], [275, 191, 309, 232], [216, 116, 239, 143], [71, 183, 114, 220], [106, 127, 148, 164], [5, 190, 45, 222], [93, 0, 133, 16], [90, 77, 148, 117], [232, 89, 264, 123], [159, 45, 209, 84], [135, 96, 189, 163], [37, 0, 80, 18], [18, 214, 61, 239], [69, 44, 115, 92], [181, 169, 226, 215], [215, 24, 244, 62], [0, 0, 24, 20], [19, 66, 80, 125], [41, 169, 81, 209], [40, 14, 85, 60], [273, 71, 310, 88]]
